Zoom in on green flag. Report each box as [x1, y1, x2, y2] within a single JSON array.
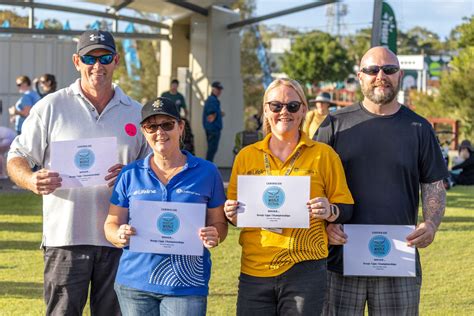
[[380, 1, 397, 53]]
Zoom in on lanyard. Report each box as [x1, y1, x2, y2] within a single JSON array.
[[263, 148, 302, 176]]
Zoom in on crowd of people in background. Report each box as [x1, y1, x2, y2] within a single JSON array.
[[0, 29, 472, 316]]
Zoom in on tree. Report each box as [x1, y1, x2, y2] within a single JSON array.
[[0, 10, 28, 27], [342, 28, 371, 66], [448, 15, 474, 50], [43, 18, 63, 30], [437, 46, 474, 139], [281, 31, 352, 85]]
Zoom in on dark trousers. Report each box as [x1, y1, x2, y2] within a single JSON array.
[[205, 130, 221, 162], [43, 245, 122, 316], [237, 259, 327, 316]]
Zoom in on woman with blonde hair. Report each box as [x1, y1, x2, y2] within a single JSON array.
[[224, 78, 354, 315]]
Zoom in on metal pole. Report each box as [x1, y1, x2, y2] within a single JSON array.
[[28, 0, 35, 29], [371, 0, 383, 47]]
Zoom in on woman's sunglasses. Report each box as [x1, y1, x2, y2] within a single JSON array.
[[266, 101, 302, 113], [142, 121, 176, 133], [360, 65, 400, 76], [80, 54, 115, 65]]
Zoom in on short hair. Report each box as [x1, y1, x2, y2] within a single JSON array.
[[171, 79, 179, 85], [262, 78, 308, 135], [16, 75, 31, 86]]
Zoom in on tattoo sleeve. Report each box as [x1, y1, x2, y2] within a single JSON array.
[[420, 180, 446, 229]]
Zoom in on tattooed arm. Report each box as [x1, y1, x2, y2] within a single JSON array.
[[406, 180, 446, 248]]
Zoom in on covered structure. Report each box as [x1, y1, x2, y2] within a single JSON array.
[[1, 0, 337, 166]]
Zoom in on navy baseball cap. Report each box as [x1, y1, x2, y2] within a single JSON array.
[[211, 81, 224, 90], [141, 97, 181, 124], [77, 30, 116, 56]]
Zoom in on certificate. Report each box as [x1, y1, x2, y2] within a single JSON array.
[[343, 224, 416, 277], [237, 175, 310, 228], [50, 137, 117, 189], [129, 200, 206, 256]]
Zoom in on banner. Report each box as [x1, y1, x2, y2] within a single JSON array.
[[380, 1, 397, 53]]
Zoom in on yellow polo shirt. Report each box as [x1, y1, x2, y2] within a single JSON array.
[[227, 132, 353, 277]]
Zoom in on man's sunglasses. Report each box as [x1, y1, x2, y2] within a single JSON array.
[[266, 101, 302, 113], [142, 121, 176, 133], [361, 65, 400, 76], [80, 54, 115, 65]]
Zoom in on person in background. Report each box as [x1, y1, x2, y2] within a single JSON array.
[[450, 140, 474, 185], [9, 75, 41, 135], [232, 118, 263, 156], [0, 126, 16, 179], [104, 97, 227, 316], [302, 92, 334, 139], [161, 79, 188, 119], [35, 74, 57, 98], [315, 46, 448, 315], [202, 81, 224, 162], [224, 78, 353, 315], [7, 30, 149, 315]]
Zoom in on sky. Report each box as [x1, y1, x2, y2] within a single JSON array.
[[1, 0, 473, 39]]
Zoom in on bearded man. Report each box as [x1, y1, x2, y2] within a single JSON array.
[[314, 46, 448, 315]]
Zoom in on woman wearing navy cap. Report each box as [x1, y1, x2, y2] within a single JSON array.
[[104, 97, 228, 316]]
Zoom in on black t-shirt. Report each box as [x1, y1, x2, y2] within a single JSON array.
[[315, 102, 448, 274]]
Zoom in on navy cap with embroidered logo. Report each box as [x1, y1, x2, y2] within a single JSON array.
[[141, 97, 181, 124], [77, 30, 116, 56]]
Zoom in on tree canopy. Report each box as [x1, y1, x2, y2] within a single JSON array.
[[280, 31, 352, 85]]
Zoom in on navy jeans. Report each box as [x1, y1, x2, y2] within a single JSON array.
[[114, 283, 207, 316], [237, 259, 327, 316], [205, 130, 221, 162]]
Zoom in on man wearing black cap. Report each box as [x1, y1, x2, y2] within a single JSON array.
[[7, 30, 148, 315], [202, 81, 224, 162]]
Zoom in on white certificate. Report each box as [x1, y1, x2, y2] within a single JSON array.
[[129, 200, 206, 256], [50, 137, 117, 189], [237, 175, 310, 228], [343, 224, 416, 277]]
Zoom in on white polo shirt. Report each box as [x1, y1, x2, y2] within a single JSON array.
[[8, 79, 149, 247]]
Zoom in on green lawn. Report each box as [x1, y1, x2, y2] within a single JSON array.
[[0, 186, 473, 315]]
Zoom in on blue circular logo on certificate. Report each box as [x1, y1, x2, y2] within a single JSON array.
[[74, 149, 95, 170], [368, 235, 391, 258], [157, 212, 180, 236], [262, 186, 286, 209]]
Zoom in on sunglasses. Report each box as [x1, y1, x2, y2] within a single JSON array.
[[142, 121, 176, 133], [16, 83, 22, 87], [266, 101, 302, 113], [80, 54, 115, 65], [361, 65, 400, 76]]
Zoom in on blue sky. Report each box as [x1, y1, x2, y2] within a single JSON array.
[[2, 0, 473, 39]]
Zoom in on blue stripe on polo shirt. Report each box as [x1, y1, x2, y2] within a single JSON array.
[[110, 151, 226, 296]]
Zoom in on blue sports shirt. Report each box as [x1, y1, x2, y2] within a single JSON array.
[[110, 151, 226, 296]]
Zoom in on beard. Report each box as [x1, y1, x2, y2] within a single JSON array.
[[361, 78, 400, 105]]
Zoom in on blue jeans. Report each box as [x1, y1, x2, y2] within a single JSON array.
[[114, 283, 207, 316]]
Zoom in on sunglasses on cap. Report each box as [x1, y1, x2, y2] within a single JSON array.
[[266, 101, 302, 113], [361, 64, 400, 76], [80, 54, 115, 65], [142, 121, 176, 133]]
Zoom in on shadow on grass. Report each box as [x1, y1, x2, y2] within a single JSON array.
[[0, 240, 41, 251], [0, 281, 43, 298], [0, 222, 42, 233], [446, 186, 474, 208]]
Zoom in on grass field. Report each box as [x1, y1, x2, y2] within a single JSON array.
[[0, 186, 473, 315]]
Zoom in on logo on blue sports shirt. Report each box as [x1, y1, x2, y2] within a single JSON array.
[[74, 149, 95, 170], [157, 212, 180, 235], [262, 186, 285, 209], [368, 235, 391, 258]]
